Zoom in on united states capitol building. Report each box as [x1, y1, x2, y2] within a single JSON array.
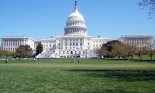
[[1, 1, 110, 58], [1, 1, 154, 58]]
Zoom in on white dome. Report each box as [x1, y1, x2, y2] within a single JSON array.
[[64, 1, 88, 36], [69, 11, 84, 21]]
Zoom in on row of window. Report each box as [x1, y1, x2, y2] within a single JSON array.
[[64, 47, 82, 50], [124, 41, 149, 46], [43, 44, 55, 48], [64, 39, 83, 42], [3, 48, 16, 51], [93, 44, 102, 47], [65, 42, 83, 46], [65, 28, 86, 31], [3, 41, 25, 46], [42, 42, 55, 44], [67, 21, 84, 26], [57, 50, 86, 55], [42, 42, 87, 49]]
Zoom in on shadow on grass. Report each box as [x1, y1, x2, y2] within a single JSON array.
[[67, 69, 155, 82]]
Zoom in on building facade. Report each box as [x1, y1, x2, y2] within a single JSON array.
[[119, 35, 154, 50], [1, 1, 110, 58], [36, 1, 110, 58], [1, 36, 35, 52]]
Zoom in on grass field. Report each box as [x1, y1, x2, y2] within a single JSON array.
[[0, 59, 155, 93]]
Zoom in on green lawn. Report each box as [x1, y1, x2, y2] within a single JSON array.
[[0, 59, 155, 93], [133, 55, 155, 60]]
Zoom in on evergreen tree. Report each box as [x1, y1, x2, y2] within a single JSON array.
[[36, 42, 43, 55]]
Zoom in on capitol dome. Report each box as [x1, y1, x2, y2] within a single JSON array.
[[64, 1, 88, 36]]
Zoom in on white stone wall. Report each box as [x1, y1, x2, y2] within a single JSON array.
[[1, 37, 35, 52], [119, 35, 153, 49], [39, 39, 56, 51], [37, 36, 110, 58], [92, 38, 110, 50], [1, 36, 110, 58], [27, 39, 35, 50]]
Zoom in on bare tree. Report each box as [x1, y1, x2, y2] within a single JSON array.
[[139, 0, 155, 18]]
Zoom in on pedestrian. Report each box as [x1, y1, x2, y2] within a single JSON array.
[[33, 57, 36, 62]]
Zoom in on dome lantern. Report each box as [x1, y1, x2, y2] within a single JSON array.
[[74, 1, 78, 12]]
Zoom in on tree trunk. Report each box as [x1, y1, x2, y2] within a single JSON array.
[[150, 55, 153, 62]]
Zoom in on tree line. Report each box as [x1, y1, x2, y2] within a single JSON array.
[[96, 40, 155, 61]]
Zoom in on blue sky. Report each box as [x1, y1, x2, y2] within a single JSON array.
[[0, 0, 155, 41]]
